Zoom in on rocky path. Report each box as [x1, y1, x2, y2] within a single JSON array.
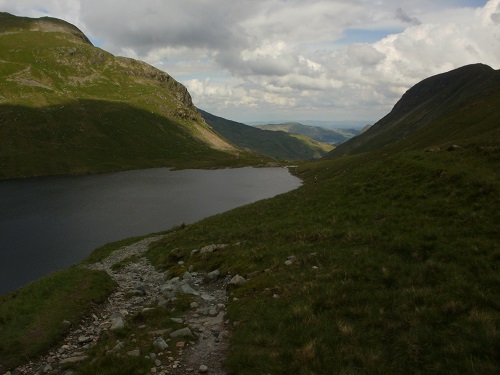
[[10, 236, 232, 375]]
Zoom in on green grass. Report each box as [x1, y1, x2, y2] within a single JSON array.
[[0, 101, 269, 179], [0, 267, 116, 369], [146, 140, 500, 374]]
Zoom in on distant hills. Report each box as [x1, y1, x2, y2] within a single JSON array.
[[0, 12, 254, 179], [199, 110, 334, 160], [254, 122, 360, 144], [328, 63, 500, 157], [247, 119, 371, 130]]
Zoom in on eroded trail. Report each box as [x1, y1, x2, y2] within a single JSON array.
[[12, 235, 231, 375]]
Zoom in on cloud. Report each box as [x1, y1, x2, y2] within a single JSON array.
[[1, 0, 499, 122], [396, 8, 421, 26]]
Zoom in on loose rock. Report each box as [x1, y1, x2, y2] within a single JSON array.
[[153, 337, 169, 350], [170, 327, 194, 338], [228, 275, 246, 286], [110, 316, 125, 330]]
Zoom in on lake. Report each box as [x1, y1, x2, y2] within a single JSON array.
[[0, 167, 301, 295]]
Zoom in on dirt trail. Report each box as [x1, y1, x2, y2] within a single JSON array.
[[11, 235, 231, 375]]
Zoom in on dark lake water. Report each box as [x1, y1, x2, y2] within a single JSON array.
[[0, 167, 301, 295]]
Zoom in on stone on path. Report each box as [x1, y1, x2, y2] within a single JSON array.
[[207, 269, 220, 282], [59, 355, 88, 364], [110, 316, 125, 330], [199, 364, 208, 373], [179, 284, 199, 296], [77, 335, 92, 344], [153, 337, 169, 350], [170, 327, 194, 338]]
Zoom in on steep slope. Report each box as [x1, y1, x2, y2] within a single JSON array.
[[255, 122, 359, 144], [328, 63, 500, 156], [199, 109, 334, 160], [0, 13, 240, 179]]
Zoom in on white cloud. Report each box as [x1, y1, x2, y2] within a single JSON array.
[[1, 0, 499, 122]]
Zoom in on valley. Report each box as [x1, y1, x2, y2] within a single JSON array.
[[0, 11, 499, 375]]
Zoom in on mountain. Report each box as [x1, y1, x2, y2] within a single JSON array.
[[1, 61, 498, 373], [247, 119, 371, 130], [199, 110, 334, 160], [0, 13, 249, 180], [254, 122, 359, 144], [328, 63, 500, 157]]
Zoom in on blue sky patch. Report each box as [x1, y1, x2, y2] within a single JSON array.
[[339, 28, 402, 45], [89, 37, 105, 48]]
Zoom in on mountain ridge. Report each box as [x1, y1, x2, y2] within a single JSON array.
[[254, 122, 359, 144], [199, 109, 334, 160], [328, 63, 500, 156]]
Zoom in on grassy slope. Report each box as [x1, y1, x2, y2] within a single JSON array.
[[199, 109, 334, 160], [0, 14, 258, 179], [329, 64, 499, 157], [145, 100, 500, 373], [0, 267, 116, 370], [0, 101, 262, 179]]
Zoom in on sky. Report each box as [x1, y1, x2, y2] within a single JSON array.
[[1, 0, 499, 124]]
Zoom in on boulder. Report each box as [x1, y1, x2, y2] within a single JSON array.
[[170, 327, 194, 338], [153, 337, 169, 350], [207, 269, 220, 282], [228, 275, 247, 287], [179, 284, 199, 296], [199, 244, 228, 254], [110, 316, 125, 330]]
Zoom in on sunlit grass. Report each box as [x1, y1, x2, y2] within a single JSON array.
[[0, 267, 116, 369]]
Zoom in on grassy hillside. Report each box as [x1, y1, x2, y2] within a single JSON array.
[[145, 117, 499, 373], [329, 64, 500, 157], [255, 122, 359, 144], [199, 109, 334, 160], [0, 13, 258, 179]]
